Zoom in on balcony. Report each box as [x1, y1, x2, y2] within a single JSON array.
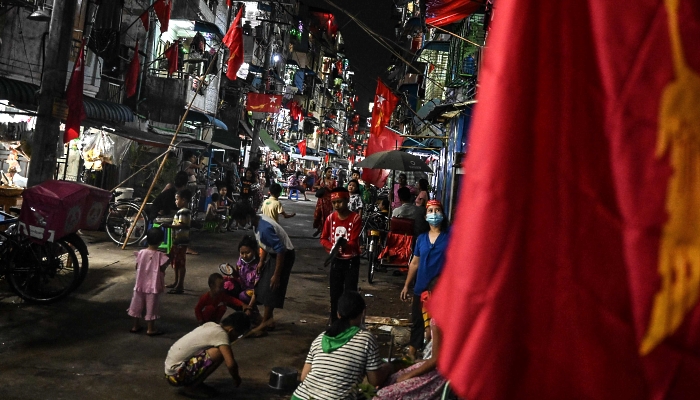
[[143, 73, 219, 126], [171, 0, 216, 24]]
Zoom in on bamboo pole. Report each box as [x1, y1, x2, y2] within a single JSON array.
[[427, 24, 483, 48], [110, 149, 169, 192], [121, 43, 221, 249]]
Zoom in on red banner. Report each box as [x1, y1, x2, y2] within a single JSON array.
[[246, 93, 282, 113], [297, 140, 307, 157], [139, 10, 149, 32], [64, 41, 86, 143], [153, 0, 171, 33], [223, 6, 244, 80], [428, 1, 700, 399], [125, 42, 140, 98], [363, 80, 399, 187], [164, 42, 178, 77]]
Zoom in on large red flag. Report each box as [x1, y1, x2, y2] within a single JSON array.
[[223, 7, 244, 80], [125, 42, 140, 98], [363, 80, 399, 187], [164, 42, 178, 76], [297, 140, 307, 157], [428, 1, 700, 400], [64, 42, 86, 143], [246, 93, 282, 113], [153, 0, 171, 33]]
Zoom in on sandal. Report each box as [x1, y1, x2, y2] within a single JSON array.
[[186, 249, 199, 255], [165, 283, 176, 289], [168, 288, 184, 294], [146, 330, 165, 336]]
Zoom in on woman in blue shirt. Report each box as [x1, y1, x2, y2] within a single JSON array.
[[400, 199, 450, 360]]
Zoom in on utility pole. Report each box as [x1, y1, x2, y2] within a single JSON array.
[[250, 3, 276, 163], [28, 0, 79, 186]]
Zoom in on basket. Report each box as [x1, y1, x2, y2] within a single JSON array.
[[0, 186, 24, 197]]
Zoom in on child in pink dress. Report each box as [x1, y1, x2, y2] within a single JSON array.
[[128, 228, 171, 336]]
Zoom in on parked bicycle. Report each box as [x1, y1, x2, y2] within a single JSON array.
[[104, 190, 150, 247], [0, 210, 82, 303], [361, 205, 389, 284]]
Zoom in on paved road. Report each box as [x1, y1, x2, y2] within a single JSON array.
[[0, 198, 409, 399]]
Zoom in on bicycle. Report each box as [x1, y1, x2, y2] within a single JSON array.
[[0, 210, 81, 303], [104, 190, 150, 247], [361, 206, 389, 284]]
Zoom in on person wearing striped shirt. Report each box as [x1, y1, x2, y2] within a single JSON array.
[[292, 291, 393, 400]]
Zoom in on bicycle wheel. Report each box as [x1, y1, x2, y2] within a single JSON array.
[[58, 233, 89, 288], [105, 202, 148, 246], [8, 240, 80, 303]]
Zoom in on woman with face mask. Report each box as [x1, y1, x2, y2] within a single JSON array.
[[400, 200, 450, 360]]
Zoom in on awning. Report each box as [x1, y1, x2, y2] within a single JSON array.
[[424, 100, 475, 121], [103, 125, 206, 149], [421, 41, 450, 52], [0, 76, 38, 110], [0, 77, 133, 123], [185, 109, 227, 130], [257, 128, 282, 152], [211, 141, 239, 151], [290, 154, 322, 162], [194, 21, 224, 38], [84, 97, 134, 123], [327, 148, 338, 155], [239, 120, 253, 138]]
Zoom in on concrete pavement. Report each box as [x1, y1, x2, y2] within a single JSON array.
[[0, 198, 410, 399]]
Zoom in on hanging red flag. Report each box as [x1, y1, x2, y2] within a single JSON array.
[[153, 0, 171, 33], [227, 0, 233, 7], [64, 41, 86, 143], [428, 1, 700, 400], [363, 79, 399, 187], [297, 140, 307, 157], [139, 10, 149, 32], [246, 93, 282, 113], [223, 6, 244, 80], [164, 42, 178, 76], [324, 153, 329, 164], [125, 42, 140, 98]]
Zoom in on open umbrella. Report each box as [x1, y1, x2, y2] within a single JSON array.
[[354, 150, 433, 172]]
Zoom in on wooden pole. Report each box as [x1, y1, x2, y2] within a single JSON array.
[[121, 43, 221, 249]]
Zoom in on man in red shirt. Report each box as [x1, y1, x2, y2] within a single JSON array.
[[320, 187, 362, 322]]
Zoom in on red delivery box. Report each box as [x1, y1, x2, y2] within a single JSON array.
[[71, 182, 112, 231], [19, 180, 90, 243]]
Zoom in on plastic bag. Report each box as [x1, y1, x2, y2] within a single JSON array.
[[81, 132, 115, 170]]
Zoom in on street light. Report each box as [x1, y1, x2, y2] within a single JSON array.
[[28, 1, 51, 22]]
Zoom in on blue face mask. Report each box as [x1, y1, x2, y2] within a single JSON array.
[[426, 212, 444, 226]]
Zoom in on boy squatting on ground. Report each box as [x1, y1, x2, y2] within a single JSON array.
[[164, 312, 251, 397]]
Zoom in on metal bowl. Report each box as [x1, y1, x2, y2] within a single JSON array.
[[268, 366, 298, 391]]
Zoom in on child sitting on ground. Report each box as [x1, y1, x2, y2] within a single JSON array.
[[261, 183, 296, 223], [204, 193, 220, 221], [195, 273, 245, 324], [128, 228, 171, 336]]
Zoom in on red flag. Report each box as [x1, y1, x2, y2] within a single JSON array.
[[139, 10, 149, 32], [164, 42, 178, 76], [227, 0, 233, 7], [153, 0, 171, 33], [246, 93, 282, 113], [64, 41, 86, 143], [223, 7, 244, 80], [425, 0, 482, 27], [125, 42, 140, 98], [428, 1, 700, 400], [297, 140, 307, 157], [363, 80, 399, 187], [324, 153, 329, 164]]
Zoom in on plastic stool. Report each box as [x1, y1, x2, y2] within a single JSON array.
[[151, 222, 173, 253], [288, 189, 299, 201]]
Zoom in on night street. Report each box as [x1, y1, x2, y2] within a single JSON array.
[[0, 199, 409, 399]]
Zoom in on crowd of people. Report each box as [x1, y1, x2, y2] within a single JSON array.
[[127, 156, 450, 399]]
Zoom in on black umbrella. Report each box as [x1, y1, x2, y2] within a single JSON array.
[[354, 150, 433, 172]]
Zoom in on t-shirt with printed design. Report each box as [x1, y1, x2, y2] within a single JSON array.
[[261, 197, 285, 222], [348, 193, 363, 213], [172, 207, 191, 245], [320, 212, 361, 259], [164, 322, 230, 376]]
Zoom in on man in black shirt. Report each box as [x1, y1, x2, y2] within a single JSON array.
[[149, 171, 189, 220]]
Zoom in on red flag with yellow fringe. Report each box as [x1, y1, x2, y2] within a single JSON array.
[[428, 1, 700, 399]]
